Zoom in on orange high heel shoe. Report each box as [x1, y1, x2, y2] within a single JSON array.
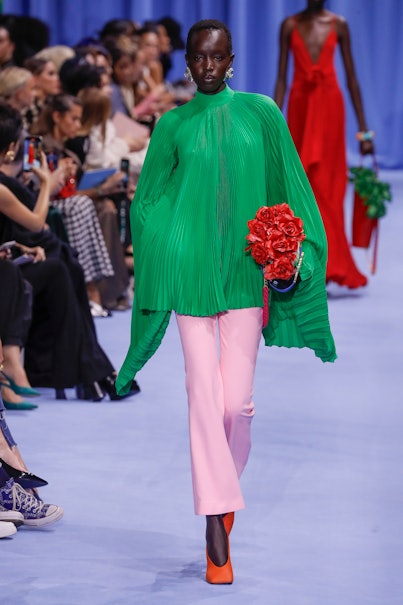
[[205, 540, 233, 584], [222, 512, 235, 536]]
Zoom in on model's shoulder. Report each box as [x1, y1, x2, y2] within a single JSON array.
[[281, 15, 297, 35], [334, 13, 349, 36], [152, 106, 183, 133], [234, 90, 279, 111]]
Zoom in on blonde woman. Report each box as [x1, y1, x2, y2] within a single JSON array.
[[0, 67, 37, 129]]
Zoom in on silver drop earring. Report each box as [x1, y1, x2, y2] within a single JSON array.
[[225, 67, 234, 80], [184, 66, 193, 82]]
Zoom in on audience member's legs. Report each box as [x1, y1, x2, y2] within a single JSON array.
[[0, 261, 35, 406], [94, 198, 130, 309]]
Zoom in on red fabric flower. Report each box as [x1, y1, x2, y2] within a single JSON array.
[[263, 256, 295, 281], [247, 203, 305, 327], [246, 202, 305, 281], [250, 241, 270, 265]]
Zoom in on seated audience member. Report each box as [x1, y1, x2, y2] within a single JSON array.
[[0, 447, 63, 528], [156, 16, 195, 104], [33, 45, 75, 72], [23, 55, 61, 129], [0, 252, 36, 411], [78, 86, 148, 183], [99, 18, 140, 45], [156, 16, 185, 79], [136, 21, 164, 93], [0, 15, 17, 70], [136, 21, 177, 113], [103, 36, 164, 126], [0, 101, 140, 400], [33, 93, 130, 312], [59, 56, 105, 97], [78, 86, 148, 285], [7, 15, 50, 68], [31, 93, 124, 316], [0, 66, 37, 130], [74, 37, 113, 75]]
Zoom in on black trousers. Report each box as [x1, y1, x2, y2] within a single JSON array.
[[21, 254, 114, 389], [0, 259, 32, 347]]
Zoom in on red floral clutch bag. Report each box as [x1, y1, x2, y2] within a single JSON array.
[[246, 203, 305, 327]]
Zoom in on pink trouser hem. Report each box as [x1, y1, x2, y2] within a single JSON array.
[[194, 497, 245, 517]]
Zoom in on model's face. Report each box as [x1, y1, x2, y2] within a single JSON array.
[[36, 61, 60, 96], [186, 29, 234, 95]]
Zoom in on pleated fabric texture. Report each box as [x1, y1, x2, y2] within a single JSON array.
[[117, 86, 336, 395]]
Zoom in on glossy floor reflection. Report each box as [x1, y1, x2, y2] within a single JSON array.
[[2, 172, 402, 605]]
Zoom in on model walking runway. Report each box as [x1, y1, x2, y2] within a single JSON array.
[[1, 172, 402, 605]]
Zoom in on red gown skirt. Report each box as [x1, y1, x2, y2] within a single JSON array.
[[287, 27, 367, 288]]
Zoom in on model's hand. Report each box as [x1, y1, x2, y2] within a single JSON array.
[[360, 140, 375, 156]]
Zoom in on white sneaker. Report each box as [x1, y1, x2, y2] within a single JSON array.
[[0, 509, 24, 526], [0, 521, 17, 538]]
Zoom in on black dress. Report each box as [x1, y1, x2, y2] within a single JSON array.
[[0, 172, 114, 389]]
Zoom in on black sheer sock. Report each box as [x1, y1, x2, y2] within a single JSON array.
[[206, 514, 228, 567]]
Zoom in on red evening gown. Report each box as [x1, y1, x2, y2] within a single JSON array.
[[287, 25, 367, 288]]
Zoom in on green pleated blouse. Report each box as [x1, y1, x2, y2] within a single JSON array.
[[116, 86, 336, 395]]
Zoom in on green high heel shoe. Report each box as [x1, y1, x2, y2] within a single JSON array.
[[0, 371, 40, 397], [2, 398, 38, 411]]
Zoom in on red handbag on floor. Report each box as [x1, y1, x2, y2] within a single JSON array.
[[352, 191, 378, 249], [351, 156, 381, 273]]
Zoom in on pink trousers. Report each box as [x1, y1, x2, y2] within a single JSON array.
[[176, 308, 262, 515]]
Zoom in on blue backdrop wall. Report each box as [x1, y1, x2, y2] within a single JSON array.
[[3, 0, 403, 168]]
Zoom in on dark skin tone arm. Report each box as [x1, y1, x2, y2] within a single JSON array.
[[273, 8, 374, 155]]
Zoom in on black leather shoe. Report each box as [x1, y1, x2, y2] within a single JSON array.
[[76, 382, 105, 402], [98, 375, 140, 401], [0, 458, 48, 489]]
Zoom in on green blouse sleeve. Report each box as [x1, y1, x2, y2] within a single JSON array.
[[116, 113, 179, 395], [130, 111, 179, 235], [255, 96, 337, 363]]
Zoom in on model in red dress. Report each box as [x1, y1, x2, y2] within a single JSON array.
[[274, 0, 374, 288]]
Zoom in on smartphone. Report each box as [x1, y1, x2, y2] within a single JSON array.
[[23, 136, 43, 171], [120, 158, 130, 188], [0, 240, 16, 252], [12, 253, 35, 266]]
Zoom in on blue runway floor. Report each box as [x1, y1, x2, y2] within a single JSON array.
[[2, 172, 403, 605]]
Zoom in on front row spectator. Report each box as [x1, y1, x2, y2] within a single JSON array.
[[0, 101, 140, 400]]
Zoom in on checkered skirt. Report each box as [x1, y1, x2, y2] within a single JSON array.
[[51, 194, 114, 283]]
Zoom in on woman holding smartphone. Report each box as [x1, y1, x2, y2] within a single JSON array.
[[0, 101, 140, 402]]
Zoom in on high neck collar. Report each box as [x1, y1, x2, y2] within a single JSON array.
[[192, 85, 234, 108]]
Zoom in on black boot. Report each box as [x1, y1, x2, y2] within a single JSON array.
[[98, 375, 140, 401], [75, 382, 105, 402]]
